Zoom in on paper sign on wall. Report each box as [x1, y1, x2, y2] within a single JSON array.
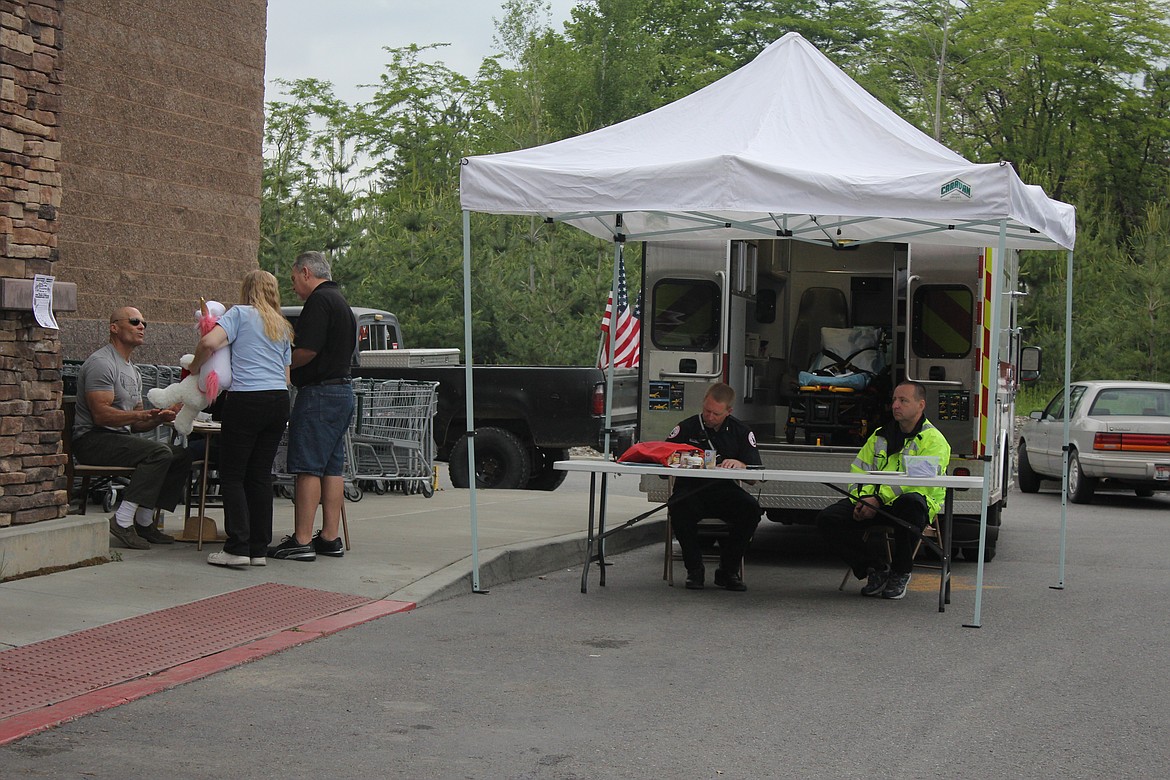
[[33, 274, 58, 329]]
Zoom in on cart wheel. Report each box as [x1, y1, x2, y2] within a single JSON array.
[[373, 480, 388, 495], [102, 489, 117, 514], [344, 484, 363, 502], [421, 480, 435, 498]]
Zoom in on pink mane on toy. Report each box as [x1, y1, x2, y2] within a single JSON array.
[[198, 301, 226, 402]]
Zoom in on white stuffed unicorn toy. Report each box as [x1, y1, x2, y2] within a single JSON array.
[[147, 299, 232, 436]]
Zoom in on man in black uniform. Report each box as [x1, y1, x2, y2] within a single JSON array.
[[665, 382, 762, 591]]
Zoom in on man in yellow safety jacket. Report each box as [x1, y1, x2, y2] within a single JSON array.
[[816, 380, 951, 600]]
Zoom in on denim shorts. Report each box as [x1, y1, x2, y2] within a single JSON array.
[[286, 384, 355, 477]]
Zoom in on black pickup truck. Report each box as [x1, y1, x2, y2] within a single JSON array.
[[282, 307, 639, 491]]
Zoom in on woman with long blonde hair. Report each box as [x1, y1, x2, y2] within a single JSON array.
[[190, 269, 293, 568]]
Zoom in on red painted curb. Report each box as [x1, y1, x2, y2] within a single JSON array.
[[0, 599, 416, 746]]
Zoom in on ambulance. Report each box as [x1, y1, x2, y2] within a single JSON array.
[[636, 238, 1039, 560]]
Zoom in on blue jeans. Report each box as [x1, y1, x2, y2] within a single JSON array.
[[286, 384, 355, 477]]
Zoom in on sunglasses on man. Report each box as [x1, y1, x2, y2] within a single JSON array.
[[115, 317, 147, 327]]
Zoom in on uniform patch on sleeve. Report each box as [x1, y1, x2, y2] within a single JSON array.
[[748, 431, 757, 447], [668, 425, 681, 439]]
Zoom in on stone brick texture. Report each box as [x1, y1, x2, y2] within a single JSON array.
[[1, 0, 267, 528]]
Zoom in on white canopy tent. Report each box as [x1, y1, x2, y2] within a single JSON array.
[[458, 32, 1076, 623]]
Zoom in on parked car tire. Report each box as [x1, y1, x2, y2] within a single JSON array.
[[526, 447, 569, 491], [1135, 488, 1155, 498], [449, 427, 531, 490], [1016, 441, 1042, 493], [1067, 449, 1096, 504], [960, 544, 996, 562]]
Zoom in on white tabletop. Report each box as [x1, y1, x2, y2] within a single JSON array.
[[553, 458, 985, 490]]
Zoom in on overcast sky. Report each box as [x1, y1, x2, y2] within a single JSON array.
[[264, 0, 579, 105]]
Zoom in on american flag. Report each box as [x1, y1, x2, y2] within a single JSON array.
[[598, 256, 641, 369]]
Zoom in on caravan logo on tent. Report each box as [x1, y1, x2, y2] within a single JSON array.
[[940, 178, 972, 200]]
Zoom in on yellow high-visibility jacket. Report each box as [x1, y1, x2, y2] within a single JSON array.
[[848, 418, 951, 521]]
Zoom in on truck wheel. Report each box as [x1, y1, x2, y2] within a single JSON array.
[[1016, 441, 1041, 493], [964, 545, 996, 562], [527, 448, 569, 491], [1067, 449, 1096, 504], [449, 428, 531, 490]]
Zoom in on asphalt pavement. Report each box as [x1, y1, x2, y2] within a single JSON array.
[[3, 477, 1170, 778]]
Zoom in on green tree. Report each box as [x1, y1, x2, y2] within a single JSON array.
[[260, 78, 365, 297]]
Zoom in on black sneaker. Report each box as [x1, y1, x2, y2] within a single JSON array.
[[267, 535, 316, 561], [312, 531, 344, 558], [713, 568, 747, 592], [860, 565, 890, 597], [882, 571, 912, 600], [684, 567, 705, 590]]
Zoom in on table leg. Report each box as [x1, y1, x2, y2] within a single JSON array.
[[939, 488, 954, 613], [597, 472, 609, 587], [197, 433, 212, 551], [580, 472, 598, 594]]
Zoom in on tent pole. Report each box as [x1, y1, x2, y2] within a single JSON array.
[[1052, 248, 1074, 590], [596, 216, 624, 565], [601, 227, 623, 458], [462, 209, 485, 593], [966, 220, 1009, 628]]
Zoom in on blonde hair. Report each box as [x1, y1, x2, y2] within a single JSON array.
[[240, 270, 294, 343]]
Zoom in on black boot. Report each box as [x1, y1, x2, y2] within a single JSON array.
[[685, 565, 705, 590]]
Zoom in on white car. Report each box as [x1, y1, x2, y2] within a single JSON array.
[[1017, 381, 1170, 503]]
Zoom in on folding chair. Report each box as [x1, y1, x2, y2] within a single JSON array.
[[837, 523, 942, 590], [662, 476, 745, 585], [62, 400, 135, 515], [663, 514, 744, 585]]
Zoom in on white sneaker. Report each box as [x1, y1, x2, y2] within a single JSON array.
[[207, 551, 250, 567], [250, 557, 267, 566]]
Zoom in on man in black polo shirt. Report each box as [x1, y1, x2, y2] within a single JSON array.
[[268, 250, 357, 561], [665, 382, 763, 591]]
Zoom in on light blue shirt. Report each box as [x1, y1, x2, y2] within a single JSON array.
[[216, 305, 291, 391]]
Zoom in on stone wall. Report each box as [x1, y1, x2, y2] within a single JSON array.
[[54, 0, 268, 365], [0, 0, 67, 530], [0, 0, 266, 547]]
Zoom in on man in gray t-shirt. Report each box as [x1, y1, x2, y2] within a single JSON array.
[[72, 307, 192, 549]]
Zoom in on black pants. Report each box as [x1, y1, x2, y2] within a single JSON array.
[[816, 493, 929, 578], [218, 390, 290, 558], [73, 429, 191, 512], [669, 480, 761, 574]]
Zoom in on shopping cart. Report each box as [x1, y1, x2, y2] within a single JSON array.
[[349, 379, 439, 498]]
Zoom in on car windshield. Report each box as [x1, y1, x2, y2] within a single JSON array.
[[1088, 388, 1170, 417]]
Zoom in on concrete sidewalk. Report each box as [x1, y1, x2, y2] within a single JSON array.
[[0, 468, 660, 650]]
